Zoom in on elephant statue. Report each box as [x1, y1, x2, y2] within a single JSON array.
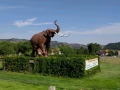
[[30, 20, 60, 57]]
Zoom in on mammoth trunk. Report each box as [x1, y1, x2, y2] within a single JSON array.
[[54, 20, 60, 33]]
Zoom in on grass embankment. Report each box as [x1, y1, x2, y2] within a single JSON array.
[[0, 57, 120, 90]]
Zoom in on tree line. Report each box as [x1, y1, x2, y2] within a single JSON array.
[[0, 41, 31, 56], [0, 41, 102, 56]]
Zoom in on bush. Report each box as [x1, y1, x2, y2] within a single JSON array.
[[2, 55, 100, 78], [3, 56, 32, 72]]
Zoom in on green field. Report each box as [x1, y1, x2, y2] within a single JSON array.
[[0, 57, 120, 90]]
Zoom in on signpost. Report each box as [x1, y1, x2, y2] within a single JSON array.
[[85, 58, 98, 70]]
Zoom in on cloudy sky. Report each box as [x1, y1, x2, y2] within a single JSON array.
[[0, 0, 120, 45]]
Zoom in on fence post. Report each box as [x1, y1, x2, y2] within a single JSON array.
[[29, 60, 34, 72]]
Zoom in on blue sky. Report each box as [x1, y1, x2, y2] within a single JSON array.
[[0, 0, 120, 45]]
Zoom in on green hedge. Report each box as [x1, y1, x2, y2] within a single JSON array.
[[33, 57, 85, 78], [2, 55, 100, 78]]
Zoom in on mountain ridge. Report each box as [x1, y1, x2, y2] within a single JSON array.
[[0, 38, 87, 48], [1, 38, 120, 50]]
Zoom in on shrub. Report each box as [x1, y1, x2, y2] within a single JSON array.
[[3, 56, 31, 72], [3, 55, 100, 78]]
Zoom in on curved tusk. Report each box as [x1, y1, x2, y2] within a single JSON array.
[[55, 31, 71, 37]]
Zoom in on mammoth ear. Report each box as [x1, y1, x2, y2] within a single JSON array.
[[46, 29, 50, 33], [43, 29, 49, 36], [43, 30, 48, 36]]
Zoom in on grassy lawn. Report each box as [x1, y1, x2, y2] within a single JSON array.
[[0, 57, 120, 90]]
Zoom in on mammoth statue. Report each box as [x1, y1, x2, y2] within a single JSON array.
[[30, 20, 60, 57]]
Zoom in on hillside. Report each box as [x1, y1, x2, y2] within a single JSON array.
[[0, 38, 87, 48], [0, 38, 28, 42], [104, 42, 120, 50], [50, 41, 87, 48], [1, 38, 120, 50]]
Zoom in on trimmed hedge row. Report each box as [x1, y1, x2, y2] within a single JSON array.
[[2, 55, 100, 78], [3, 56, 30, 72]]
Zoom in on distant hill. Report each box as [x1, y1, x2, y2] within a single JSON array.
[[104, 42, 120, 50], [50, 41, 87, 48], [0, 38, 87, 48], [1, 38, 120, 50], [0, 38, 28, 42]]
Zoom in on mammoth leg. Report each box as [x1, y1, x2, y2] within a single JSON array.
[[31, 48, 36, 57], [39, 44, 46, 56], [35, 47, 39, 56], [45, 43, 50, 56], [31, 49, 35, 57], [31, 43, 37, 57], [37, 48, 43, 56]]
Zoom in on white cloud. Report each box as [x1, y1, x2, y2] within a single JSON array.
[[14, 17, 36, 27], [33, 22, 53, 25], [0, 6, 24, 10], [14, 17, 53, 27], [72, 23, 120, 35]]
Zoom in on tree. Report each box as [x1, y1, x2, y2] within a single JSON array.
[[72, 48, 78, 54], [84, 48, 89, 55], [59, 45, 72, 55], [79, 47, 85, 54], [0, 41, 15, 55], [0, 41, 32, 56], [17, 41, 32, 55], [108, 50, 114, 56], [87, 43, 101, 55]]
